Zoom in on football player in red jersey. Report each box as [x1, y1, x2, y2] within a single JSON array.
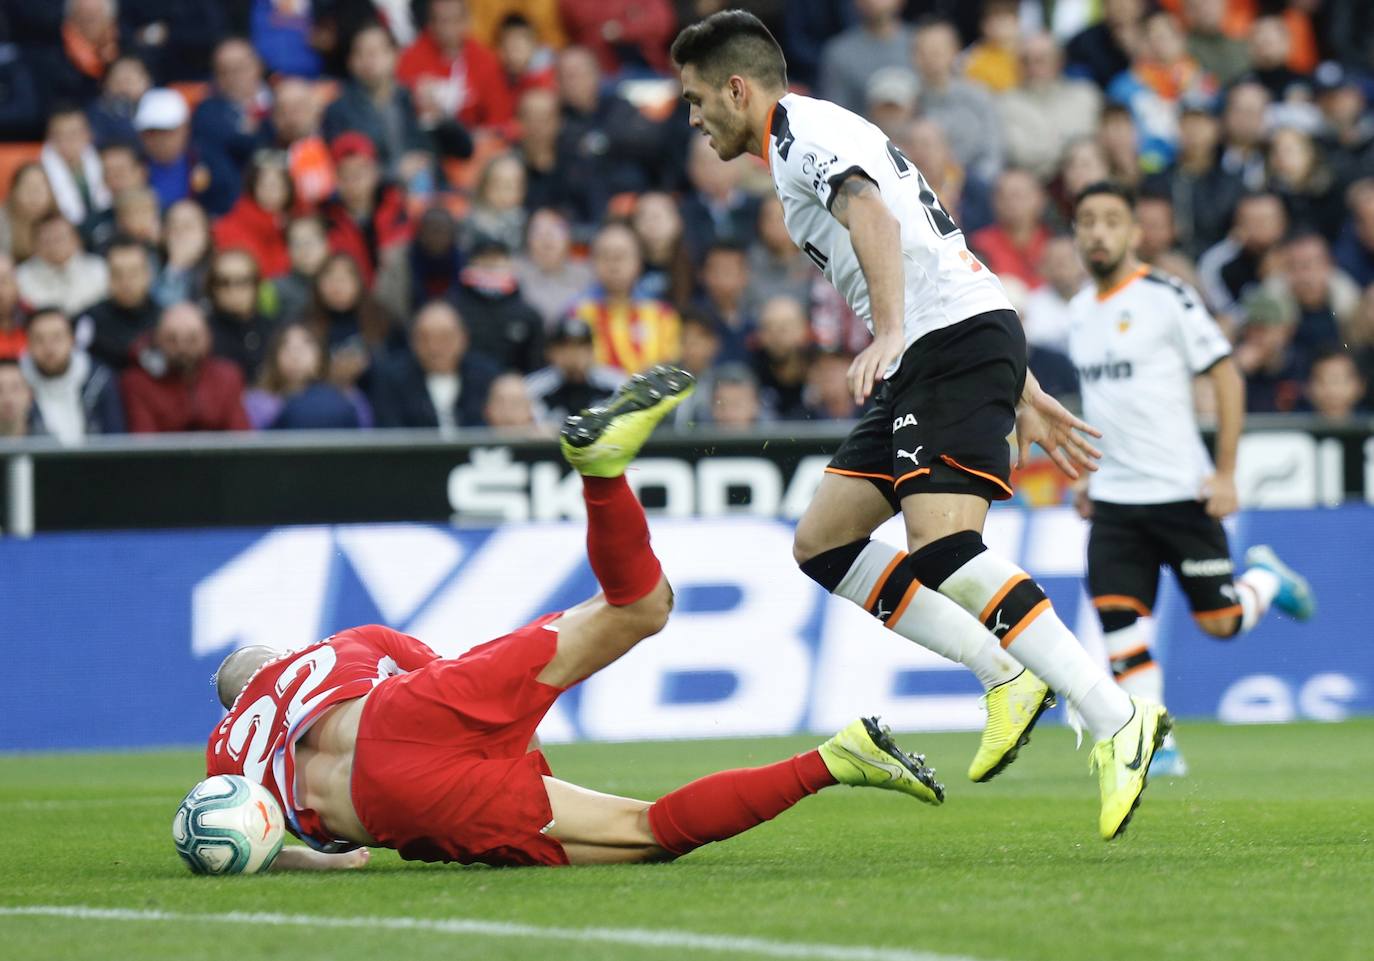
[[205, 367, 945, 871]]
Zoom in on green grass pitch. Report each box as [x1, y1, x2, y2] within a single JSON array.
[[3, 720, 1370, 961]]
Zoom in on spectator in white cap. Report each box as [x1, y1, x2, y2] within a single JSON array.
[[134, 88, 196, 210], [864, 67, 919, 140]]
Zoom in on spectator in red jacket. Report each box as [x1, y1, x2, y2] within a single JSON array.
[[322, 133, 412, 287], [397, 0, 514, 130], [970, 168, 1051, 291], [558, 0, 676, 75], [120, 302, 250, 433], [212, 151, 294, 279]]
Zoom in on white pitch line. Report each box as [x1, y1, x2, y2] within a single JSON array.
[[0, 905, 997, 961]]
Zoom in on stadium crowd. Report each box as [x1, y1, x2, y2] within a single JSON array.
[[0, 0, 1371, 443]]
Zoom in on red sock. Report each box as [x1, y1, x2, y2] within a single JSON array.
[[646, 750, 837, 857], [583, 475, 662, 606]]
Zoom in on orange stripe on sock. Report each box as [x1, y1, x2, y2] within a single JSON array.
[[1194, 604, 1243, 621], [1115, 660, 1158, 682], [1110, 643, 1151, 661], [940, 455, 1014, 497], [825, 466, 895, 482], [862, 552, 907, 613], [999, 598, 1051, 649], [885, 578, 923, 627], [1092, 594, 1152, 617], [979, 574, 1029, 624]]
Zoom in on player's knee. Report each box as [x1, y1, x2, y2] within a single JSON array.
[[622, 578, 673, 636], [1199, 615, 1239, 639], [792, 519, 833, 567]]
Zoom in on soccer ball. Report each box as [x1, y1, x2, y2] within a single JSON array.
[[172, 775, 285, 875]]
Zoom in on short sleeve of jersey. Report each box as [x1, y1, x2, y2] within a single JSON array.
[[774, 116, 881, 214], [1171, 283, 1232, 373]]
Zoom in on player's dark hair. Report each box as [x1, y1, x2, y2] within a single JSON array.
[[1073, 181, 1136, 215], [670, 10, 787, 89]]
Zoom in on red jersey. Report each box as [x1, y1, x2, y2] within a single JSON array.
[[205, 625, 439, 851]]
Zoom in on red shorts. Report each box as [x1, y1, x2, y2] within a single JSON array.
[[350, 612, 570, 867]]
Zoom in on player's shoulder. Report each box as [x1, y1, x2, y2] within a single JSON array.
[[773, 93, 877, 158], [1139, 268, 1202, 310]]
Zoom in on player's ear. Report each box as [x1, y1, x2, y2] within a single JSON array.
[[729, 75, 746, 105]]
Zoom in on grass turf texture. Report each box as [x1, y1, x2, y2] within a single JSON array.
[[3, 720, 1370, 961]]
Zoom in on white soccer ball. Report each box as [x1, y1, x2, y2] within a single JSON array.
[[172, 775, 285, 875]]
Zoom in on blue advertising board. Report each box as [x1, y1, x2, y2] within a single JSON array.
[[2, 507, 1370, 752]]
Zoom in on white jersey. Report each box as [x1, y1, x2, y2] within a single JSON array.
[[765, 93, 1012, 372], [1067, 266, 1233, 505]]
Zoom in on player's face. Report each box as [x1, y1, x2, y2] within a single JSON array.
[[680, 65, 750, 161], [1074, 195, 1139, 279]]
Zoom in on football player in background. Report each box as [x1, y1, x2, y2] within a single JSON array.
[[1067, 181, 1315, 776], [205, 366, 944, 871], [673, 9, 1165, 839]]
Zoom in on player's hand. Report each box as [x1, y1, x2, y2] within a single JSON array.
[[1203, 472, 1239, 518], [1015, 385, 1103, 479], [847, 332, 904, 404]]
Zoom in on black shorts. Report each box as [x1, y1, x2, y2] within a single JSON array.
[[1087, 500, 1241, 624], [828, 309, 1027, 509]]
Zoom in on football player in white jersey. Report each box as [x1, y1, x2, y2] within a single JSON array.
[[1068, 182, 1315, 776], [673, 10, 1168, 841]]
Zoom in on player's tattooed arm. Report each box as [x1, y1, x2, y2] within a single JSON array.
[[828, 174, 880, 226]]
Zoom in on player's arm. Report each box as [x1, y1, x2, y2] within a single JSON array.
[[1203, 356, 1244, 518], [267, 845, 370, 871], [829, 172, 906, 403], [1014, 368, 1103, 478]]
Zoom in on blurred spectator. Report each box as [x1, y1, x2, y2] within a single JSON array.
[[269, 216, 332, 323], [750, 295, 812, 420], [1144, 98, 1244, 258], [371, 299, 501, 429], [746, 196, 812, 313], [1050, 137, 1111, 226], [513, 207, 593, 326], [206, 249, 275, 381], [191, 38, 270, 216], [525, 316, 622, 424], [1021, 235, 1086, 354], [1099, 102, 1144, 188], [1136, 193, 1180, 265], [668, 306, 722, 428], [559, 0, 676, 76], [376, 205, 463, 320], [632, 191, 694, 310], [694, 242, 754, 364], [1348, 285, 1374, 385], [325, 22, 445, 184], [1198, 191, 1288, 318], [1303, 347, 1367, 420], [120, 0, 229, 85], [151, 198, 211, 307], [98, 141, 148, 198], [16, 214, 109, 316], [0, 254, 26, 360], [1219, 80, 1272, 190], [999, 32, 1103, 181], [469, 0, 565, 50], [19, 306, 123, 442], [28, 0, 120, 110], [681, 136, 760, 262], [971, 169, 1050, 290], [250, 0, 322, 78], [897, 118, 992, 234], [1334, 179, 1374, 287], [1183, 0, 1249, 88], [1232, 290, 1303, 413], [863, 68, 920, 141], [809, 273, 871, 356], [963, 1, 1022, 94], [1267, 232, 1359, 372], [109, 186, 163, 250], [495, 13, 557, 97], [913, 17, 1005, 182], [135, 87, 198, 210], [1066, 0, 1144, 90], [1266, 125, 1345, 241], [87, 142, 152, 250], [86, 53, 151, 147], [1108, 11, 1215, 172], [515, 88, 574, 218], [1314, 62, 1374, 184], [709, 362, 765, 430], [304, 252, 402, 395], [0, 164, 59, 264], [0, 16, 42, 141], [1245, 15, 1308, 103], [555, 46, 661, 227], [39, 103, 111, 229], [76, 236, 159, 370], [321, 132, 411, 286], [802, 349, 858, 421], [243, 323, 363, 431], [0, 359, 39, 437], [269, 77, 336, 210], [483, 371, 542, 432], [569, 222, 681, 375], [782, 0, 855, 89], [451, 236, 544, 373], [397, 0, 513, 130], [212, 151, 294, 279], [464, 153, 528, 253], [120, 302, 250, 432], [818, 0, 912, 114]]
